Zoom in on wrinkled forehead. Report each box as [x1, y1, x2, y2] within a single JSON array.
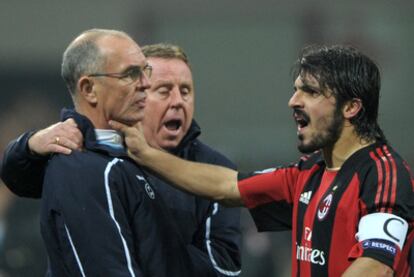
[[147, 57, 193, 79], [100, 38, 146, 68], [295, 72, 321, 88]]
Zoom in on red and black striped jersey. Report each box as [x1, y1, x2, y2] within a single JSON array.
[[238, 142, 414, 276]]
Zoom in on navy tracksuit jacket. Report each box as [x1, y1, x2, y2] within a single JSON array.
[[1, 109, 241, 276]]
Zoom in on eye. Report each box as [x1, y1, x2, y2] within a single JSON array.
[[181, 87, 190, 95], [156, 87, 170, 98], [307, 89, 319, 96], [303, 87, 322, 98], [125, 67, 141, 81]]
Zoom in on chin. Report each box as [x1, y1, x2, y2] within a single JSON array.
[[160, 141, 180, 151], [118, 120, 140, 127], [297, 141, 316, 154]]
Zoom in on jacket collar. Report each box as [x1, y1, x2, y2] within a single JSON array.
[[60, 108, 128, 158], [171, 119, 201, 155], [60, 108, 202, 157]]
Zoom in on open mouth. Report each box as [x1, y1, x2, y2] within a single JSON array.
[[164, 119, 182, 131], [294, 110, 310, 130], [297, 118, 308, 129]]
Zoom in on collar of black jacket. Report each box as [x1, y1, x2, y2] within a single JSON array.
[[170, 119, 201, 156], [60, 108, 128, 158]]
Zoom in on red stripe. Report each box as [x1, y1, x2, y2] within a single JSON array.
[[369, 151, 384, 208], [328, 174, 359, 276], [383, 146, 397, 213], [376, 148, 391, 213]]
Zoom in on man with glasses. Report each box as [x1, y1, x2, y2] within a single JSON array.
[[10, 28, 199, 276], [1, 41, 241, 275]]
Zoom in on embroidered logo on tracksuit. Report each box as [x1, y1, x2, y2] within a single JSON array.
[[136, 175, 155, 199]]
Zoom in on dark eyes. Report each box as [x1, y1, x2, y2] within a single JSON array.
[[306, 88, 321, 96]]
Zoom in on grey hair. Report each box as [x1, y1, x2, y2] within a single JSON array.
[[141, 43, 190, 67], [61, 28, 132, 95]]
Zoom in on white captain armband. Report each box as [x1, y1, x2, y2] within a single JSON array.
[[356, 213, 408, 251]]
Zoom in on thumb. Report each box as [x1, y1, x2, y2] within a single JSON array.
[[108, 120, 129, 133], [65, 118, 77, 127], [134, 121, 144, 132]]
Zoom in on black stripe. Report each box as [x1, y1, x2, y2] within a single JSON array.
[[310, 162, 357, 276], [296, 168, 324, 277]]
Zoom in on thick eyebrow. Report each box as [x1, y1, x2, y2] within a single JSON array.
[[294, 79, 322, 93], [301, 83, 320, 92]]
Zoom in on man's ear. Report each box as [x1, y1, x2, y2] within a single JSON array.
[[77, 76, 98, 104], [343, 98, 362, 120]]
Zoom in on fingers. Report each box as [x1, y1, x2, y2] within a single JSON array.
[[48, 144, 73, 155], [109, 120, 149, 161], [108, 120, 129, 133], [28, 119, 84, 156], [60, 119, 83, 147], [65, 118, 77, 127], [53, 135, 81, 153]]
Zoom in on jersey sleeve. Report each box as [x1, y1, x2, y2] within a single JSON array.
[[238, 165, 300, 232], [42, 155, 143, 276], [348, 145, 414, 270], [1, 131, 47, 198]]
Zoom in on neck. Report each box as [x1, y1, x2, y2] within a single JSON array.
[[76, 104, 110, 129], [322, 125, 374, 169]]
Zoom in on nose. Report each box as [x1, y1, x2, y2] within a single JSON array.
[[288, 90, 303, 109], [170, 87, 184, 108], [137, 73, 151, 91]]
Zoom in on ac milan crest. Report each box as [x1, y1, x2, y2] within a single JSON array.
[[317, 192, 333, 221]]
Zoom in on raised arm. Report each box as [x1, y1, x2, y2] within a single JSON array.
[[110, 120, 243, 207], [1, 119, 82, 198]]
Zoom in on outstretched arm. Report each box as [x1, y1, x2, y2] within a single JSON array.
[[1, 119, 83, 198], [342, 257, 392, 277], [110, 120, 243, 207]]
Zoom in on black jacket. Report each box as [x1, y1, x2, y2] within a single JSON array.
[[43, 110, 197, 276], [1, 109, 241, 276]]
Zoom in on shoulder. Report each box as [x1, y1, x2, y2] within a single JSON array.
[[47, 150, 107, 171], [296, 151, 323, 171], [354, 144, 413, 181], [43, 151, 131, 200], [356, 144, 414, 213], [45, 151, 127, 186]]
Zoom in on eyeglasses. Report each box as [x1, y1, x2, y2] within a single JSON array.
[[88, 64, 152, 84]]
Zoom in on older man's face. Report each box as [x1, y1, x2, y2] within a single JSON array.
[[92, 36, 150, 128], [142, 57, 194, 150]]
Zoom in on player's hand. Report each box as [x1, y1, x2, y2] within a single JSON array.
[[28, 118, 83, 156], [109, 120, 150, 163]]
